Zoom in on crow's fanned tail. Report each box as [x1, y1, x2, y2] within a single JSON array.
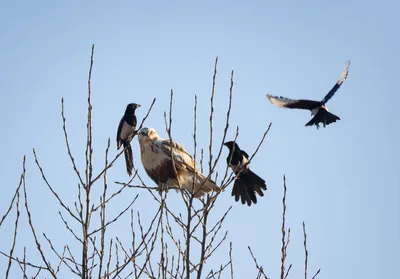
[[305, 108, 340, 128], [231, 169, 267, 206]]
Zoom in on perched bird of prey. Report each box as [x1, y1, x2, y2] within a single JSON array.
[[223, 141, 267, 206], [266, 61, 350, 129], [117, 103, 141, 176], [138, 127, 220, 197]]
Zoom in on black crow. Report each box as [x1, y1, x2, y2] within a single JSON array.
[[223, 141, 267, 206], [266, 60, 350, 129], [117, 103, 140, 176]]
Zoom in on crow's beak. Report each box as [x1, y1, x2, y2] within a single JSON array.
[[137, 104, 141, 108]]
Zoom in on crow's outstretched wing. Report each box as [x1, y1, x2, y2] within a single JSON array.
[[321, 60, 350, 104], [266, 94, 320, 110]]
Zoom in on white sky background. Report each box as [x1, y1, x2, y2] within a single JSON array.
[[0, 1, 399, 278]]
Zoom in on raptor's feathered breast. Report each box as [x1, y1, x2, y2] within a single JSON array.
[[139, 137, 199, 186]]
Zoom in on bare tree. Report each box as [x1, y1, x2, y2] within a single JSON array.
[[0, 45, 320, 279]]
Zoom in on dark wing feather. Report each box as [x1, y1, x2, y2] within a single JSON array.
[[116, 117, 124, 149], [321, 60, 350, 104], [242, 150, 249, 159], [266, 94, 320, 110]]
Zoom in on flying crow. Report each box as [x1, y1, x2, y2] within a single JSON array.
[[224, 141, 267, 206], [117, 103, 141, 176], [266, 61, 350, 129], [138, 127, 220, 197]]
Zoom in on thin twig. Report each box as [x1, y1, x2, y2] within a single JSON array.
[[248, 122, 272, 163], [229, 242, 234, 279], [311, 269, 321, 279], [210, 70, 234, 173], [208, 57, 218, 173], [61, 98, 85, 187], [280, 175, 288, 279], [284, 264, 292, 279], [0, 156, 25, 227], [303, 221, 308, 279], [58, 211, 83, 243], [33, 149, 81, 223], [137, 97, 157, 131], [23, 247, 27, 279], [98, 138, 110, 279], [5, 190, 20, 279], [88, 194, 139, 236], [22, 158, 57, 278], [248, 247, 269, 279], [82, 43, 95, 279], [0, 251, 46, 270]]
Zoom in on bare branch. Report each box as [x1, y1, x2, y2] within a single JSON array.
[[58, 211, 83, 244], [303, 221, 308, 279], [61, 98, 85, 187], [0, 251, 46, 270], [0, 156, 24, 227], [248, 247, 269, 279], [280, 175, 288, 279], [208, 57, 218, 173], [98, 138, 110, 279], [284, 264, 292, 279], [33, 149, 81, 223], [137, 97, 157, 131], [5, 190, 20, 279], [44, 234, 81, 276], [88, 194, 139, 236], [311, 269, 321, 279], [22, 159, 57, 278], [229, 242, 234, 279], [248, 122, 272, 163], [82, 43, 95, 279], [92, 171, 137, 213], [210, 70, 234, 173]]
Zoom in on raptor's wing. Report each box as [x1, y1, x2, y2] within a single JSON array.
[[160, 140, 198, 172]]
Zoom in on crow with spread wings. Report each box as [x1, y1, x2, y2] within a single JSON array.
[[267, 61, 350, 129], [137, 127, 220, 197], [224, 141, 267, 206]]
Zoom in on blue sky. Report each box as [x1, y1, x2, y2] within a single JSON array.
[[1, 1, 399, 278]]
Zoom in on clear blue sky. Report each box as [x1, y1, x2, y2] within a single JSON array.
[[1, 1, 399, 278]]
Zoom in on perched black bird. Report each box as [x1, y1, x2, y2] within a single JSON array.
[[117, 103, 141, 176], [223, 141, 267, 206], [266, 60, 350, 129]]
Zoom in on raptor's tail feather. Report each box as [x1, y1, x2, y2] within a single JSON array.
[[188, 174, 220, 198]]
